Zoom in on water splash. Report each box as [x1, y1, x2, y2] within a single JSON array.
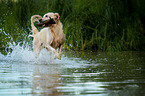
[[0, 41, 57, 64], [0, 41, 91, 68]]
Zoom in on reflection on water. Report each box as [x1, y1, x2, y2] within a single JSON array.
[[0, 44, 145, 96], [32, 63, 62, 95]]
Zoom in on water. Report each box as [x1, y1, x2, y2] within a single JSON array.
[[0, 43, 145, 96]]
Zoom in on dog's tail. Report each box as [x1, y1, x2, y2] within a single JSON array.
[[30, 15, 42, 35]]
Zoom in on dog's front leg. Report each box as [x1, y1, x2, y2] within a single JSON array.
[[46, 45, 61, 60], [59, 44, 63, 55]]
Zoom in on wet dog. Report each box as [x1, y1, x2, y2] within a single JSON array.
[[30, 12, 65, 59]]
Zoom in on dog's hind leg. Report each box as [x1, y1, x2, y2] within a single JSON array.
[[46, 45, 61, 60]]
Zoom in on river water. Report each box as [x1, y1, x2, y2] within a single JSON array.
[[0, 43, 145, 96]]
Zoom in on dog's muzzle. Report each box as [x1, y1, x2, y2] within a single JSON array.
[[36, 17, 56, 27]]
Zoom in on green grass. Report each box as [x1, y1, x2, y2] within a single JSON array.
[[0, 0, 145, 51]]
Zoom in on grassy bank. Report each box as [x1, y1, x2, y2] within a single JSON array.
[[0, 0, 145, 51]]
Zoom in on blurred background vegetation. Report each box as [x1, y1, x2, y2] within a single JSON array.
[[0, 0, 145, 51]]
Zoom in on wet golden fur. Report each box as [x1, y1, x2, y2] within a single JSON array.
[[30, 13, 65, 59]]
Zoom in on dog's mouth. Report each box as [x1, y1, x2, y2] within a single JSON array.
[[36, 18, 56, 27]]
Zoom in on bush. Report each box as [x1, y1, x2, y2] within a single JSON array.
[[0, 0, 145, 51]]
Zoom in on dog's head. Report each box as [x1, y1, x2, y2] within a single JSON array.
[[36, 12, 60, 27]]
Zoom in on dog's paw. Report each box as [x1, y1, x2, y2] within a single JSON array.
[[55, 53, 61, 60], [58, 55, 61, 60], [57, 55, 61, 60]]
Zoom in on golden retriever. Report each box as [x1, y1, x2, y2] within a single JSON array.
[[30, 12, 65, 60]]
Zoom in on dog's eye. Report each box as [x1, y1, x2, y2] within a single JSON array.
[[45, 15, 48, 17]]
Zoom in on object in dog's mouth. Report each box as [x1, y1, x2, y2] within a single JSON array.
[[36, 18, 56, 27]]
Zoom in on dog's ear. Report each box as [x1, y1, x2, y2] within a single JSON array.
[[55, 13, 60, 20]]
